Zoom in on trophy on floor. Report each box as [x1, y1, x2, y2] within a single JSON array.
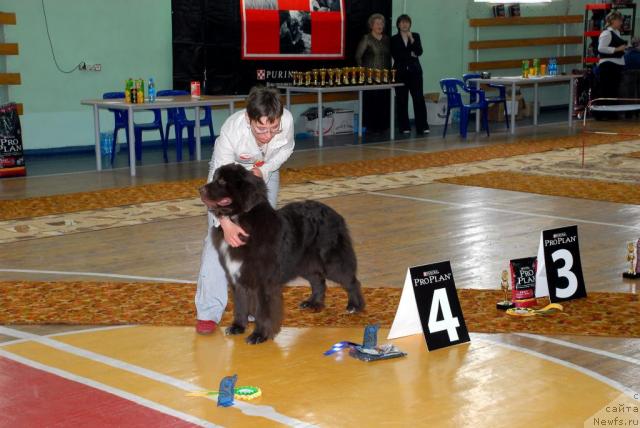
[[327, 68, 335, 86], [367, 67, 373, 84], [383, 68, 389, 84], [623, 241, 640, 279], [497, 270, 515, 310], [305, 71, 312, 86], [350, 67, 357, 85], [359, 66, 366, 84], [343, 67, 350, 85], [335, 68, 342, 86], [391, 69, 397, 83], [375, 68, 382, 84], [312, 69, 319, 86], [320, 68, 327, 87]]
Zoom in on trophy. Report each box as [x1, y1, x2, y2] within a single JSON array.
[[359, 67, 365, 84], [335, 68, 342, 85], [367, 67, 373, 84], [305, 71, 311, 86], [383, 68, 389, 84], [343, 67, 350, 85], [350, 67, 357, 85], [375, 68, 382, 84], [320, 68, 327, 87], [312, 69, 319, 86], [327, 68, 335, 86], [497, 270, 515, 310], [623, 241, 640, 279], [391, 69, 397, 83]]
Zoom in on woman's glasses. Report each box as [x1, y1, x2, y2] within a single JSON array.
[[250, 121, 283, 135]]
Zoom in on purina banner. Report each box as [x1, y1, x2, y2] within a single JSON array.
[[241, 0, 345, 60], [171, 0, 391, 94]]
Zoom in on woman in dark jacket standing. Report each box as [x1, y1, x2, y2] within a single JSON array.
[[596, 11, 627, 119], [355, 13, 391, 133], [391, 14, 428, 135]]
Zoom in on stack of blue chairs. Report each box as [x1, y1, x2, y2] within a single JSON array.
[[102, 90, 216, 164]]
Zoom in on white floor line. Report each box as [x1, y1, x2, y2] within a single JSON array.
[[368, 191, 640, 231], [0, 349, 220, 427], [360, 145, 429, 153], [0, 325, 135, 347], [474, 335, 639, 399], [0, 326, 316, 428], [515, 333, 640, 366], [0, 269, 195, 284]]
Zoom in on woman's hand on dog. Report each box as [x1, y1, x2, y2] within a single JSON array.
[[220, 216, 250, 247]]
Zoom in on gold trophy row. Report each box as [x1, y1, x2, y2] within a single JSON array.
[[292, 67, 397, 87]]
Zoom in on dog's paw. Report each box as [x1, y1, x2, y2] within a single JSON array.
[[299, 300, 325, 312], [246, 332, 268, 345], [225, 324, 245, 335]]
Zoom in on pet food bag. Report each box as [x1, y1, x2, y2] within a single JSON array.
[[0, 103, 26, 177], [509, 257, 537, 308]]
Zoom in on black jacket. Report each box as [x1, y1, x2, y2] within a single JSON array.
[[391, 32, 423, 74]]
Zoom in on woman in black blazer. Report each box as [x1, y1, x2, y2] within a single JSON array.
[[391, 14, 428, 135]]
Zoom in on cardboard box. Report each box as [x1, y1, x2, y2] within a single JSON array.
[[425, 96, 452, 126], [303, 108, 354, 136], [522, 102, 540, 118], [488, 95, 525, 122], [424, 92, 441, 103]]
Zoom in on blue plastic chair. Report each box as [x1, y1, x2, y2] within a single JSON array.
[[463, 73, 509, 130], [439, 79, 489, 139], [157, 89, 215, 162], [102, 92, 164, 164]]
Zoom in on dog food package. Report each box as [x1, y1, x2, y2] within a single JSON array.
[[509, 257, 537, 308], [0, 103, 26, 178]]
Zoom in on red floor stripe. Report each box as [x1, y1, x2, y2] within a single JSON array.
[[0, 356, 198, 427]]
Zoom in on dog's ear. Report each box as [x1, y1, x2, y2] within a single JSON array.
[[238, 170, 269, 212]]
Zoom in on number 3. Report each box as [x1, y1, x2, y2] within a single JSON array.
[[428, 288, 460, 341], [552, 249, 578, 298]]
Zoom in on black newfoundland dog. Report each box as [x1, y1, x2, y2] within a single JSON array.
[[200, 164, 365, 344]]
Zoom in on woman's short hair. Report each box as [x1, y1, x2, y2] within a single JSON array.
[[367, 13, 385, 30], [396, 14, 412, 30], [246, 86, 284, 122], [605, 11, 623, 27]]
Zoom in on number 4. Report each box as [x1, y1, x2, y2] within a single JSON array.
[[428, 288, 460, 342]]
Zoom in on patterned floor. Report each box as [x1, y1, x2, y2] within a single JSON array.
[[2, 281, 639, 337], [2, 138, 639, 245]]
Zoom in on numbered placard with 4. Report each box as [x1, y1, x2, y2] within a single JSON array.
[[388, 261, 470, 351]]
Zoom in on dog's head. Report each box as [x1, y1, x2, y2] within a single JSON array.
[[199, 164, 269, 217]]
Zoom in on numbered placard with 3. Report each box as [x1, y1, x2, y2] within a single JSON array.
[[535, 225, 587, 302]]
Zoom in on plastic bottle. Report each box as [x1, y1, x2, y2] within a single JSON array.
[[148, 77, 156, 102], [136, 79, 144, 104], [125, 78, 133, 103]]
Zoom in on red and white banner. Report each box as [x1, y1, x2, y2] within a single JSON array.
[[241, 0, 345, 60]]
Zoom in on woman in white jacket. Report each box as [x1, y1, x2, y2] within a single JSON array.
[[195, 86, 295, 334]]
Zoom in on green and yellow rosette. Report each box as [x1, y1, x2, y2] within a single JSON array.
[[186, 386, 262, 401]]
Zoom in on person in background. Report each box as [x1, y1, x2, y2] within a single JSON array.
[[596, 10, 627, 119], [355, 13, 391, 133], [391, 14, 429, 135], [624, 37, 640, 70], [195, 86, 295, 335]]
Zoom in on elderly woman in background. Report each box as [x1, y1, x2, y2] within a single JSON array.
[[355, 13, 391, 133]]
